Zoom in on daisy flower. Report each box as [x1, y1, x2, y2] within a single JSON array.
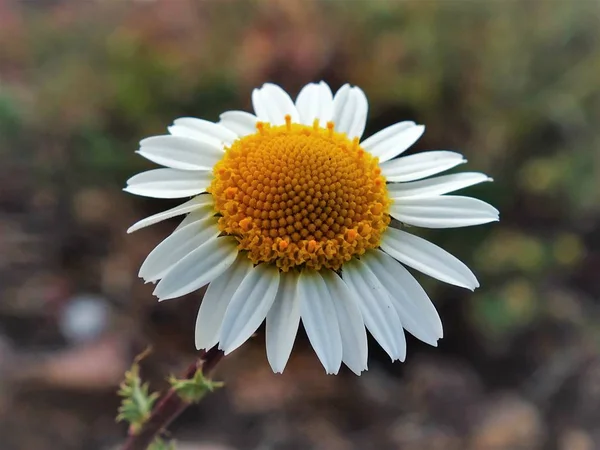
[[125, 82, 498, 375]]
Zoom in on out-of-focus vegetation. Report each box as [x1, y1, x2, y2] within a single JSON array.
[[0, 1, 599, 449]]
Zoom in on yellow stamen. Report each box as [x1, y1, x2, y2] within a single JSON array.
[[326, 121, 334, 138], [209, 121, 390, 271]]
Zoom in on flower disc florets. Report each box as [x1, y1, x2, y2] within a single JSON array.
[[209, 116, 391, 271]]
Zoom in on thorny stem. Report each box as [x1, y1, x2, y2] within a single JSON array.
[[121, 347, 224, 450]]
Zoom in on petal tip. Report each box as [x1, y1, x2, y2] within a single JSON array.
[[469, 281, 480, 291], [141, 272, 158, 282], [348, 365, 368, 376], [268, 361, 287, 374], [222, 344, 237, 356], [152, 285, 172, 300]]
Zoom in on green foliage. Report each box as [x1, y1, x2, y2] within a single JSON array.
[[0, 92, 22, 142], [470, 278, 539, 340], [169, 369, 224, 404], [116, 350, 160, 434], [149, 437, 177, 450]]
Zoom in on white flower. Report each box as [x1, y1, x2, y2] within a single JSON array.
[[125, 82, 498, 375]]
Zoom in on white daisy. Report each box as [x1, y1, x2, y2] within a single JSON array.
[[125, 82, 498, 375]]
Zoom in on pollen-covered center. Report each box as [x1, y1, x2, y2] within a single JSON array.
[[209, 118, 391, 271]]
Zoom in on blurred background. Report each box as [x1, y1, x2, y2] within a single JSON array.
[[1, 1, 599, 449]]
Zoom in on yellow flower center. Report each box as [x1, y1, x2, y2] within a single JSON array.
[[209, 116, 391, 271]]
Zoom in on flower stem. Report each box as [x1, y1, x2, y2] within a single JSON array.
[[121, 347, 224, 450]]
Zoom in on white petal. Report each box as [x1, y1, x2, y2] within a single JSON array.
[[137, 135, 223, 171], [174, 208, 210, 232], [127, 195, 214, 234], [124, 168, 212, 199], [168, 124, 218, 147], [380, 151, 466, 182], [266, 271, 301, 373], [252, 83, 299, 125], [342, 259, 406, 361], [321, 271, 368, 375], [387, 173, 492, 199], [169, 118, 237, 146], [372, 249, 442, 337], [153, 237, 238, 300], [332, 84, 368, 139], [295, 81, 334, 126], [219, 264, 280, 354], [390, 196, 499, 228], [195, 253, 253, 350], [298, 270, 343, 374], [361, 122, 424, 163], [362, 250, 442, 345], [380, 227, 479, 290], [139, 216, 220, 282], [219, 111, 258, 137]]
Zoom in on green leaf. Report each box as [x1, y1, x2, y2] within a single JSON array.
[[149, 437, 177, 450], [168, 369, 224, 404], [116, 348, 160, 434]]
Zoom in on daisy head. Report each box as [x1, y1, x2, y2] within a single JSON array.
[[125, 82, 498, 375]]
